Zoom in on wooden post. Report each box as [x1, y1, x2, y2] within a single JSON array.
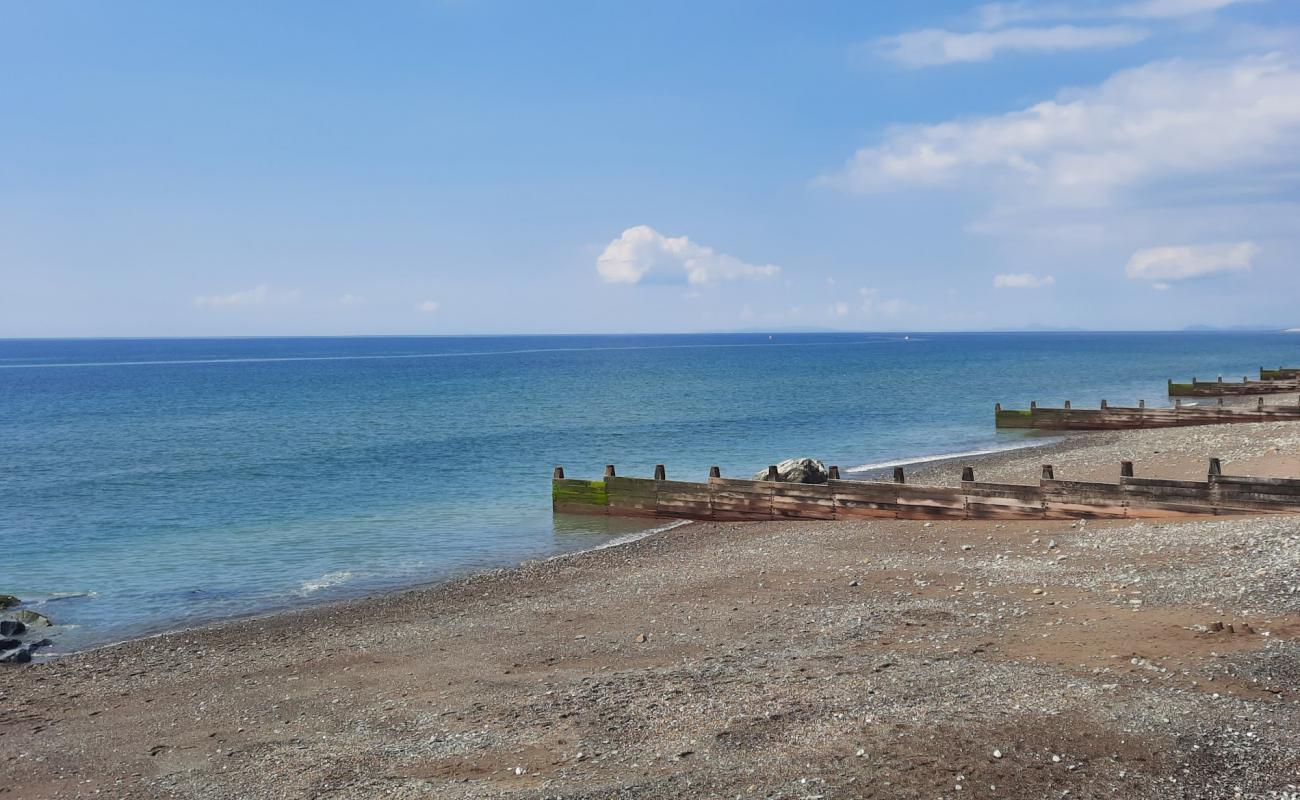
[[828, 466, 840, 480], [1030, 401, 1037, 411], [1139, 399, 1146, 409], [709, 465, 721, 478], [1175, 398, 1182, 408], [1243, 376, 1249, 383], [1218, 375, 1223, 383], [1064, 400, 1071, 409], [766, 465, 779, 482], [1100, 399, 1108, 409], [1041, 464, 1055, 481], [604, 464, 616, 478], [1120, 460, 1134, 478], [553, 466, 565, 480], [995, 403, 1002, 413], [1209, 457, 1222, 478], [961, 466, 975, 482], [893, 466, 906, 484], [654, 464, 666, 481], [1218, 397, 1224, 407], [1258, 398, 1265, 411]]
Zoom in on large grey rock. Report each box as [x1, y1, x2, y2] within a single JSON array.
[[0, 620, 23, 637], [0, 594, 18, 610], [754, 457, 829, 484], [14, 610, 51, 628]]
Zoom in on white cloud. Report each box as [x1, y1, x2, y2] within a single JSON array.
[[831, 301, 850, 317], [194, 284, 301, 308], [596, 225, 780, 286], [1117, 0, 1261, 19], [824, 55, 1300, 205], [994, 272, 1057, 288], [975, 0, 1258, 26], [416, 300, 441, 313], [879, 24, 1148, 67], [337, 294, 365, 306], [858, 287, 912, 318], [1125, 241, 1260, 282]]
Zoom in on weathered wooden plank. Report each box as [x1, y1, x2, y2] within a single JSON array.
[[962, 483, 1044, 502], [966, 498, 1045, 520], [1044, 501, 1128, 520], [1210, 489, 1300, 508], [1125, 502, 1220, 518], [832, 500, 899, 519], [708, 477, 770, 489], [1214, 474, 1300, 490]]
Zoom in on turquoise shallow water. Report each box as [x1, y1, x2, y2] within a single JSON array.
[[2, 332, 1296, 650]]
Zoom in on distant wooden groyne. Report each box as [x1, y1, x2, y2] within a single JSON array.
[[1168, 376, 1300, 396], [995, 399, 1300, 430], [1261, 367, 1300, 381], [552, 461, 1300, 522]]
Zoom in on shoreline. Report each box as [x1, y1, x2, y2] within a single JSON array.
[[44, 519, 698, 660], [24, 422, 1298, 660], [5, 421, 1300, 798], [29, 437, 1066, 659]]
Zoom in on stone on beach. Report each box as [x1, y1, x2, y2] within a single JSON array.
[[0, 594, 19, 609], [753, 457, 829, 484]]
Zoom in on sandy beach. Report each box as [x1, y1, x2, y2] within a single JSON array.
[[4, 423, 1300, 799]]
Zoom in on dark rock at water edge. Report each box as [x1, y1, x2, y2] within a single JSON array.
[[1, 638, 52, 665], [0, 619, 24, 636], [754, 457, 830, 484], [0, 594, 18, 609]]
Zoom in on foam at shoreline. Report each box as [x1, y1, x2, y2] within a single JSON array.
[[847, 438, 1062, 473]]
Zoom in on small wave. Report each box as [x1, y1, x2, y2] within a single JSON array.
[[848, 440, 1061, 473], [14, 591, 98, 605], [547, 519, 693, 562], [296, 571, 355, 596]]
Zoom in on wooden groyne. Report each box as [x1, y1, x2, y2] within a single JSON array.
[[1261, 367, 1300, 381], [994, 399, 1300, 430], [1168, 376, 1300, 396], [552, 461, 1300, 522]]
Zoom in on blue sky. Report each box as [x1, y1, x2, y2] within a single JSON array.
[[3, 0, 1299, 336]]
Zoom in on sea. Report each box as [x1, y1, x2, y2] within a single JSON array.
[[3, 332, 1296, 651]]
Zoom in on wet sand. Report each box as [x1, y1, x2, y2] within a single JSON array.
[[3, 423, 1300, 798]]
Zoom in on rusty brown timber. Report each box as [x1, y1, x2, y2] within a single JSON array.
[[1168, 376, 1300, 396], [551, 464, 1300, 522], [995, 400, 1300, 430]]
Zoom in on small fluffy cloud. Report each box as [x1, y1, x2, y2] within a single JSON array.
[[858, 287, 911, 318], [194, 285, 300, 308], [416, 300, 441, 313], [824, 55, 1300, 204], [879, 24, 1147, 67], [994, 273, 1057, 288], [597, 225, 780, 286], [1125, 241, 1260, 283]]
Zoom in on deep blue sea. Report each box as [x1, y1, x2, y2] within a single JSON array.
[[3, 332, 1297, 651]]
